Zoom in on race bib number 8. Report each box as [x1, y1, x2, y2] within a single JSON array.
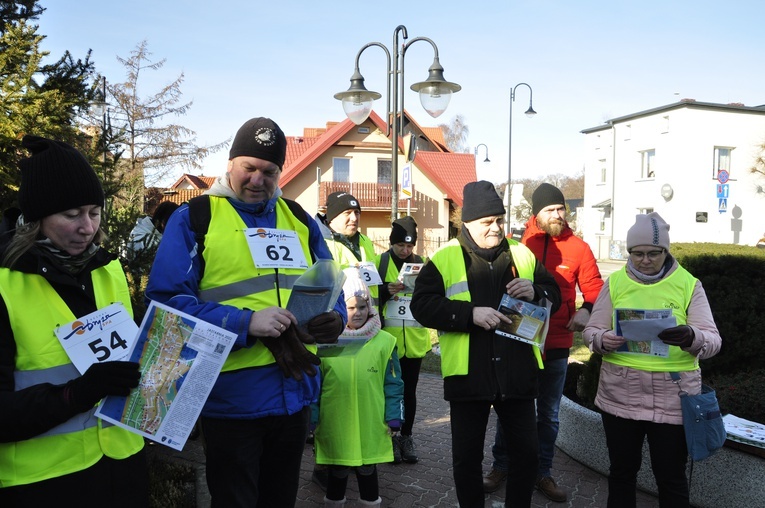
[[385, 295, 414, 321]]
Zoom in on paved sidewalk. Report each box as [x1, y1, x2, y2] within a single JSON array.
[[151, 372, 660, 507]]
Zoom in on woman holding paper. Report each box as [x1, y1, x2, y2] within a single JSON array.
[[583, 212, 721, 508], [0, 136, 147, 506]]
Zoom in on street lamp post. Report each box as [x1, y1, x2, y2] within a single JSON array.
[[334, 25, 461, 219], [507, 83, 537, 229], [474, 143, 490, 163]]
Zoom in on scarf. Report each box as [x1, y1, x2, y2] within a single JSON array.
[[626, 254, 673, 283], [343, 312, 382, 341], [34, 238, 99, 275]]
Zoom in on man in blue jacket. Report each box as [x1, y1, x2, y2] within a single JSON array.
[[145, 117, 347, 508]]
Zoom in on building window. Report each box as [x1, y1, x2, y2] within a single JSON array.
[[713, 147, 733, 179], [599, 159, 607, 183], [662, 115, 670, 134], [377, 159, 391, 185], [640, 149, 655, 179], [333, 158, 350, 182]]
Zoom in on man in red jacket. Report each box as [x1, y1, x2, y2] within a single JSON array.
[[483, 183, 603, 502]]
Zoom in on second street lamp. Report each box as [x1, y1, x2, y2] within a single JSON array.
[[334, 25, 461, 219], [475, 143, 490, 163], [507, 82, 536, 230]]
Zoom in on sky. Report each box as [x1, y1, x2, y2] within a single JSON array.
[[36, 1, 765, 187]]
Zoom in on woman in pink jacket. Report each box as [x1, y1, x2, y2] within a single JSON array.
[[583, 212, 721, 508]]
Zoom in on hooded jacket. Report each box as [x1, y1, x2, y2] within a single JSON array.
[[521, 217, 603, 358]]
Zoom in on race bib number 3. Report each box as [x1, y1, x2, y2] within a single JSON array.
[[244, 228, 308, 269], [357, 261, 382, 286], [54, 303, 139, 374]]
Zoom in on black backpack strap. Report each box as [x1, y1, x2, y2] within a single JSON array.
[[379, 252, 391, 283], [187, 195, 211, 274]]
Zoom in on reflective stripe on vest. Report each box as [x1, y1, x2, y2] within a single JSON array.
[[0, 260, 143, 487], [605, 266, 698, 372], [199, 197, 316, 372], [431, 239, 542, 377]]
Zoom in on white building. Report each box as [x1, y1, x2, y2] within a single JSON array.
[[580, 99, 765, 260]]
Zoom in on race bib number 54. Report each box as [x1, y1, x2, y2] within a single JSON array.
[[54, 303, 139, 374]]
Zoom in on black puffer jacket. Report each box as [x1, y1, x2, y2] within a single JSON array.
[[411, 235, 560, 401]]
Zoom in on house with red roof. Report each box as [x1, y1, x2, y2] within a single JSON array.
[[279, 110, 476, 256]]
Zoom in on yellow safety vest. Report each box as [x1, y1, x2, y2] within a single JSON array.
[[430, 239, 541, 377], [325, 233, 379, 305], [315, 331, 397, 466], [0, 260, 143, 487], [199, 197, 316, 372], [376, 253, 431, 358], [605, 266, 698, 372]]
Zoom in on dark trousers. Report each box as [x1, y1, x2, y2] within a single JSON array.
[[450, 398, 537, 508], [0, 449, 148, 508], [601, 412, 689, 508], [399, 355, 423, 436], [201, 407, 310, 508]]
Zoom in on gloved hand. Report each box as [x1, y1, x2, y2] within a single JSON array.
[[307, 311, 344, 344], [260, 324, 321, 381], [658, 325, 695, 348], [64, 361, 141, 413]]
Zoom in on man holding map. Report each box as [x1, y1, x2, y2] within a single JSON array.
[[484, 183, 603, 502], [145, 117, 347, 507], [410, 180, 560, 508]]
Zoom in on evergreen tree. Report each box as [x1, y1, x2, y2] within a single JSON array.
[[0, 2, 95, 211]]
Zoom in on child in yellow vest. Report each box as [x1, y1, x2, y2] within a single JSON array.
[[313, 268, 404, 506]]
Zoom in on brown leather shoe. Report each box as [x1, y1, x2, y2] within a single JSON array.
[[482, 468, 507, 493], [536, 476, 567, 502]]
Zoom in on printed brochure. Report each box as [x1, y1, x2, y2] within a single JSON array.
[[96, 301, 236, 450], [614, 308, 677, 357], [494, 295, 551, 349]]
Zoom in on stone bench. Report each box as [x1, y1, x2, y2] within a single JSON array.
[[557, 395, 765, 508]]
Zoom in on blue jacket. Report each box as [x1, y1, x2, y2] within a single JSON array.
[[145, 191, 347, 419]]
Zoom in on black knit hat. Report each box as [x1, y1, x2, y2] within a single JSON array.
[[531, 183, 565, 216], [229, 117, 287, 168], [461, 181, 505, 222], [326, 191, 361, 223], [390, 216, 417, 244], [18, 135, 104, 222]]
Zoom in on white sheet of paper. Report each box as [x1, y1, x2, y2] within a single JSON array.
[[619, 315, 677, 341]]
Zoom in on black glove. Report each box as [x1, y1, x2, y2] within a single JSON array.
[[260, 325, 320, 381], [307, 311, 344, 344], [64, 361, 141, 413], [658, 325, 695, 348]]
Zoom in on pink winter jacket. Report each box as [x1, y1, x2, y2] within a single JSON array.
[[583, 258, 722, 425]]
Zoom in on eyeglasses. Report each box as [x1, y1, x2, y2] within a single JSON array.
[[628, 249, 666, 261]]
